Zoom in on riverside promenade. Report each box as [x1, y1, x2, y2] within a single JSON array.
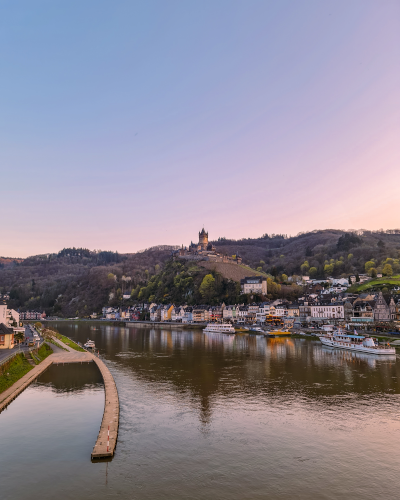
[[0, 338, 119, 460]]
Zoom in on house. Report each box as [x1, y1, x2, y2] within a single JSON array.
[[150, 305, 161, 322], [161, 305, 174, 321], [193, 308, 206, 322], [287, 305, 299, 317], [374, 292, 391, 322], [240, 277, 267, 295], [0, 302, 20, 328], [223, 305, 235, 321], [274, 305, 288, 317], [310, 303, 344, 319], [248, 303, 260, 315], [352, 300, 375, 321], [0, 323, 14, 349], [237, 306, 249, 323], [182, 306, 193, 323], [389, 298, 396, 320]]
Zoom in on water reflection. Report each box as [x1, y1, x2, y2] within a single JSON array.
[[36, 362, 104, 393], [53, 323, 400, 424], [2, 322, 400, 500]]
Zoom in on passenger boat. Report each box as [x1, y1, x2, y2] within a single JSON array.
[[84, 340, 96, 349], [319, 330, 395, 355], [203, 323, 235, 334]]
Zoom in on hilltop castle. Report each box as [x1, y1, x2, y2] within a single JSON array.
[[173, 228, 241, 264]]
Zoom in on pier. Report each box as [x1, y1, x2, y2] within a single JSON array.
[[0, 338, 119, 460]]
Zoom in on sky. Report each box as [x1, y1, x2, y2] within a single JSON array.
[[1, 0, 399, 257]]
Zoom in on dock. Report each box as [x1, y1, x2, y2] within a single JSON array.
[[0, 337, 119, 460]]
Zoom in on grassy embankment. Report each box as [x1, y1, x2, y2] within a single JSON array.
[[30, 343, 53, 365], [0, 353, 33, 393], [44, 328, 85, 352], [348, 275, 400, 293]]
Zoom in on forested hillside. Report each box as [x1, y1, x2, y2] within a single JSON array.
[[0, 246, 175, 316], [212, 229, 400, 279], [1, 230, 400, 316]]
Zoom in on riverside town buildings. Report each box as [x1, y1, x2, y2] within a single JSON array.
[[96, 290, 400, 332]]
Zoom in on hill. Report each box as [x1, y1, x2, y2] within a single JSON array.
[[0, 246, 176, 316], [198, 261, 268, 281], [212, 229, 400, 279], [1, 229, 400, 316]]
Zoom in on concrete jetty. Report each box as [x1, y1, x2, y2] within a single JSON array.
[[0, 337, 119, 460]]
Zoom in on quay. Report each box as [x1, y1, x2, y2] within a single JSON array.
[[0, 337, 119, 460], [125, 320, 205, 329]]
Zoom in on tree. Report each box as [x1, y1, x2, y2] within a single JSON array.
[[348, 254, 353, 260], [281, 274, 288, 283], [300, 261, 310, 274], [14, 331, 24, 343], [370, 268, 377, 278], [337, 233, 362, 251], [383, 264, 393, 277], [309, 267, 317, 277], [199, 274, 216, 302], [365, 261, 375, 273], [356, 273, 360, 282], [324, 264, 334, 275]]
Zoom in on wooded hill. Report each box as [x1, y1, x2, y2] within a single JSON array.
[[212, 229, 400, 279], [1, 229, 400, 316]]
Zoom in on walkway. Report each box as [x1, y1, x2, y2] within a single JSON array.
[[0, 337, 119, 460]]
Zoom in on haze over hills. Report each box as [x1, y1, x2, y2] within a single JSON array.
[[1, 229, 400, 316]]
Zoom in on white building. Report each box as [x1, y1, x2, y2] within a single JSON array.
[[310, 303, 344, 319], [240, 277, 267, 295]]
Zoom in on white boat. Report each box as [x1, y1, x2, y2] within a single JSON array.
[[248, 326, 264, 333], [84, 340, 96, 349], [203, 323, 235, 334], [319, 330, 395, 355]]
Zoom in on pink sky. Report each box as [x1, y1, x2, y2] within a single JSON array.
[[1, 1, 399, 258]]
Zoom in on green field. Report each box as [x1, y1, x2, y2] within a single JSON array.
[[349, 275, 400, 292]]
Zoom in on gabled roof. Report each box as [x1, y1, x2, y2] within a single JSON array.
[[0, 323, 13, 335]]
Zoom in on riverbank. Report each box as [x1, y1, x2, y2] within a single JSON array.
[[0, 335, 119, 460], [0, 353, 33, 394], [125, 321, 205, 329]]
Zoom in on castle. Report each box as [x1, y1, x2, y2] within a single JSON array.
[[173, 228, 242, 264]]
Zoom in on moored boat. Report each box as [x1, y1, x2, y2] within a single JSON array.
[[84, 339, 96, 349], [265, 329, 291, 338], [319, 330, 395, 355], [203, 323, 235, 334], [248, 326, 264, 333]]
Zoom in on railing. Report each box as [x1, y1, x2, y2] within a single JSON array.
[[0, 349, 21, 366]]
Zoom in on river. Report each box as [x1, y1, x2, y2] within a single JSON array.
[[1, 322, 400, 499]]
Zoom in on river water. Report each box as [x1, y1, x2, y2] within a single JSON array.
[[1, 322, 400, 499]]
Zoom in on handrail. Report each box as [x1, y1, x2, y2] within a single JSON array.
[[0, 350, 20, 366]]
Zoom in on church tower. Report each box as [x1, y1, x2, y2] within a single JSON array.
[[198, 228, 208, 250]]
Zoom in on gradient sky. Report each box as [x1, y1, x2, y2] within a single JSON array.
[[1, 0, 399, 257]]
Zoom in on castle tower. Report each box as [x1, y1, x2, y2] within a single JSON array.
[[198, 228, 208, 250]]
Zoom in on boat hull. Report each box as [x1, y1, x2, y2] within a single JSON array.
[[320, 337, 395, 355]]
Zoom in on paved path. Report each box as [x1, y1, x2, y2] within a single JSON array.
[[0, 337, 119, 460]]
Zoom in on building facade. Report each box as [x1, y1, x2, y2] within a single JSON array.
[[240, 277, 267, 295]]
